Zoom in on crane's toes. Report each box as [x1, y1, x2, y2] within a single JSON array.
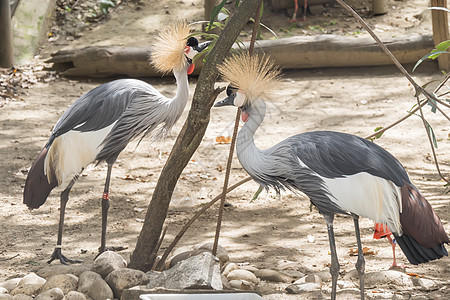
[[47, 248, 83, 265]]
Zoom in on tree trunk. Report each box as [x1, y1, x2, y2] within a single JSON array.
[[0, 0, 13, 67], [128, 0, 261, 271]]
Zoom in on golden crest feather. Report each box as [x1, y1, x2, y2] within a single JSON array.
[[218, 52, 281, 102], [151, 21, 191, 73]]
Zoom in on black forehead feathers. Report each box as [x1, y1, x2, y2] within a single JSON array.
[[226, 84, 238, 96], [186, 37, 198, 47]]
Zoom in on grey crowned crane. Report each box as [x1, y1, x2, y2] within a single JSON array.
[[214, 53, 449, 299], [23, 22, 210, 264]]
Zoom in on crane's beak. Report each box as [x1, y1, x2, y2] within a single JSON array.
[[194, 41, 211, 53], [214, 94, 235, 107]]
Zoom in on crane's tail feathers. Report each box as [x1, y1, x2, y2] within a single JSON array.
[[394, 233, 448, 265], [23, 148, 58, 209], [394, 181, 449, 264]]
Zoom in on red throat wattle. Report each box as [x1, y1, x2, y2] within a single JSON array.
[[241, 111, 249, 122], [187, 64, 195, 75]]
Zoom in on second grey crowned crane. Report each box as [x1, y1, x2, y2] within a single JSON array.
[[214, 53, 449, 299], [23, 22, 210, 264]]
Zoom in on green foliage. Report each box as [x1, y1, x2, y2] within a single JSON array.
[[369, 127, 385, 142], [413, 40, 450, 72], [99, 0, 115, 15]]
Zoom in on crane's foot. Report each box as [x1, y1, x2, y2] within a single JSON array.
[[47, 248, 83, 265]]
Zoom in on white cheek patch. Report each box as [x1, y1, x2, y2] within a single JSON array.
[[234, 91, 246, 107], [185, 47, 198, 60]]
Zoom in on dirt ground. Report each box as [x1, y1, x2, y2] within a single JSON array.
[[1, 0, 450, 298]]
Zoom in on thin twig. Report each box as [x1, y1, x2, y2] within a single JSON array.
[[150, 226, 167, 270], [0, 254, 19, 261], [337, 0, 449, 183], [212, 0, 262, 256], [154, 177, 252, 271]]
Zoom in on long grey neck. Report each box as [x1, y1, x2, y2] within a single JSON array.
[[236, 98, 266, 174], [165, 67, 189, 129]]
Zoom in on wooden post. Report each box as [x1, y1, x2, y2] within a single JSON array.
[[431, 0, 450, 71], [0, 0, 13, 67]]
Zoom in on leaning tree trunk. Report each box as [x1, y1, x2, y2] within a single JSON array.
[[128, 0, 261, 271], [0, 0, 13, 67]]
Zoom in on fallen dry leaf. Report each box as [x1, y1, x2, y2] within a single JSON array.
[[348, 246, 378, 256], [216, 136, 232, 144]]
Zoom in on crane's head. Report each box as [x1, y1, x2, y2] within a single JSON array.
[[184, 37, 211, 74], [214, 53, 280, 122], [151, 22, 210, 74]]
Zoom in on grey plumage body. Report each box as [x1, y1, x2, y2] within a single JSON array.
[[24, 71, 190, 264], [217, 96, 448, 299]]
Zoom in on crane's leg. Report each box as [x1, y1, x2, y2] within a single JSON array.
[[323, 213, 339, 300], [352, 213, 365, 300], [303, 0, 308, 21], [48, 175, 83, 264], [99, 162, 113, 253], [291, 0, 298, 22]]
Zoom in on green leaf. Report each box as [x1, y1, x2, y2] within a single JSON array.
[[208, 0, 227, 32], [413, 51, 450, 72], [426, 120, 438, 148], [427, 92, 438, 113], [369, 126, 384, 141]]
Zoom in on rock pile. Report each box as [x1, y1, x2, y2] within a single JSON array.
[[0, 244, 446, 299]]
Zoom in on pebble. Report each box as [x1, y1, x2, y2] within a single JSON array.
[[0, 295, 12, 300], [11, 295, 33, 300], [294, 274, 322, 287], [65, 291, 87, 300], [222, 262, 239, 277], [86, 278, 114, 300], [254, 269, 295, 283], [0, 278, 21, 292], [227, 269, 259, 285], [36, 265, 92, 279], [105, 268, 148, 298], [77, 271, 101, 294], [34, 287, 64, 300], [0, 288, 7, 294], [10, 273, 46, 296], [40, 274, 78, 294], [365, 270, 413, 288], [92, 251, 127, 278], [286, 282, 321, 293], [197, 243, 229, 267]]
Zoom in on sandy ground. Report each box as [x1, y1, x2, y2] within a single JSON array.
[[1, 0, 450, 298]]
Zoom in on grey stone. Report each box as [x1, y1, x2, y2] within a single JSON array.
[[77, 271, 102, 294], [167, 249, 211, 269], [0, 295, 13, 300], [227, 269, 259, 285], [254, 269, 294, 283], [145, 271, 160, 282], [12, 295, 33, 300], [10, 273, 46, 296], [147, 252, 223, 290], [221, 274, 231, 290], [239, 265, 259, 273], [65, 291, 87, 300], [92, 251, 127, 278], [105, 268, 148, 298], [40, 274, 78, 294], [0, 287, 7, 294], [36, 265, 92, 279], [0, 278, 21, 292], [34, 288, 64, 300], [365, 270, 413, 288], [86, 278, 114, 300]]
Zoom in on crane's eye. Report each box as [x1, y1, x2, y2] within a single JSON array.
[[226, 85, 238, 96]]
